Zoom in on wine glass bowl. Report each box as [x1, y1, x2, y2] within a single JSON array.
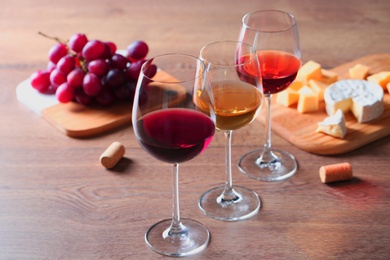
[[194, 40, 263, 221], [238, 10, 301, 182], [132, 53, 215, 256]]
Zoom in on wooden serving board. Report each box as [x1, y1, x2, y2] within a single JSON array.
[[257, 53, 390, 155], [16, 70, 186, 138]]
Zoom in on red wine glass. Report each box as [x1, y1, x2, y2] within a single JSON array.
[[194, 41, 263, 221], [238, 10, 301, 182], [132, 53, 215, 256]]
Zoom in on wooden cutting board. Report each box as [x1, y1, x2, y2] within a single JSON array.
[[16, 70, 186, 138], [256, 53, 390, 155]]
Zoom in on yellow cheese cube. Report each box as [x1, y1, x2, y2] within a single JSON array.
[[297, 60, 322, 83], [367, 71, 390, 90], [320, 69, 338, 84], [349, 63, 370, 79], [288, 80, 304, 91], [298, 85, 315, 95], [297, 92, 319, 113], [308, 79, 328, 101], [276, 89, 300, 107]]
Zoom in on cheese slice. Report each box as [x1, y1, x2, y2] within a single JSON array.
[[324, 80, 384, 123], [316, 109, 347, 138]]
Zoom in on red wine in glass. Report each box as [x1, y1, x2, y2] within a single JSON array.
[[136, 108, 215, 164], [238, 50, 300, 94]]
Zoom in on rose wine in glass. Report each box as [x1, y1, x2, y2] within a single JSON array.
[[132, 53, 215, 256], [238, 10, 301, 182], [194, 41, 263, 221]]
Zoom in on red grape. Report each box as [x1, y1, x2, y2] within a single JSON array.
[[114, 82, 135, 101], [74, 88, 93, 106], [82, 40, 106, 61], [105, 68, 125, 87], [50, 69, 67, 87], [127, 40, 148, 61], [111, 54, 129, 70], [67, 68, 85, 88], [57, 55, 76, 74], [87, 59, 109, 77], [56, 82, 75, 103], [101, 43, 113, 60], [96, 88, 115, 106], [47, 61, 56, 72], [105, 41, 117, 56], [31, 34, 152, 107], [69, 33, 88, 53], [30, 70, 51, 93], [83, 72, 102, 96], [125, 59, 145, 81], [48, 43, 68, 64], [144, 64, 158, 79]]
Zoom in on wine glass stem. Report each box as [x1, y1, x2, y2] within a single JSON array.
[[225, 130, 233, 192], [263, 94, 272, 152], [164, 163, 187, 238], [218, 130, 241, 203], [256, 94, 279, 165]]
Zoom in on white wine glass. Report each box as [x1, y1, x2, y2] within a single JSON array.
[[238, 10, 301, 182], [132, 53, 215, 256], [194, 40, 263, 221]]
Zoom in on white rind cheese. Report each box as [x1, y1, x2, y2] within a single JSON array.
[[316, 109, 347, 138], [324, 79, 384, 123]]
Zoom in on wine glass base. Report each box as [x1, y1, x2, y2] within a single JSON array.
[[145, 218, 210, 257], [238, 148, 297, 182], [198, 185, 261, 221]]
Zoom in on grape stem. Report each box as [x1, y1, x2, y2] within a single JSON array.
[[38, 31, 87, 72], [38, 31, 67, 45]]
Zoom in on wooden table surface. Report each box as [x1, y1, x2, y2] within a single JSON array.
[[1, 0, 390, 259]]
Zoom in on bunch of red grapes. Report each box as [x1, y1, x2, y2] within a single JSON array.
[[30, 33, 156, 106]]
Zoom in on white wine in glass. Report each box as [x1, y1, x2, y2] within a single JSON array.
[[194, 41, 263, 221]]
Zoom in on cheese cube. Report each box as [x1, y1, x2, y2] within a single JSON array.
[[367, 71, 390, 90], [308, 79, 328, 101], [320, 69, 338, 84], [298, 85, 315, 95], [349, 64, 370, 79], [276, 89, 300, 107], [288, 80, 304, 91], [297, 86, 319, 113], [297, 60, 322, 83]]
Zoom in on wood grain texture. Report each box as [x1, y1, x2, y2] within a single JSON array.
[[258, 53, 390, 155], [1, 0, 390, 259]]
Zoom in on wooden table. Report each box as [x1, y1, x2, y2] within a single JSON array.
[[1, 0, 389, 259]]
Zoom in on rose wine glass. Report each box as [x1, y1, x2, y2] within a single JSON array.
[[238, 10, 301, 182], [132, 53, 215, 256], [194, 41, 263, 221]]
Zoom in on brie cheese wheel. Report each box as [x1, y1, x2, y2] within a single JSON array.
[[324, 79, 384, 123], [316, 109, 347, 138]]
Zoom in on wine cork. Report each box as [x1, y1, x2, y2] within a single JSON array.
[[319, 162, 353, 183], [100, 142, 125, 169]]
